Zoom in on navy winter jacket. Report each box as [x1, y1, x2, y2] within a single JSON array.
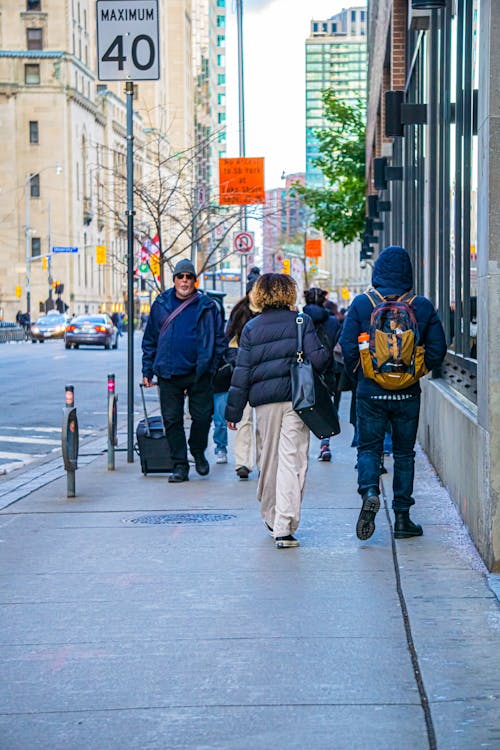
[[224, 308, 330, 424], [142, 288, 226, 381], [339, 245, 447, 398]]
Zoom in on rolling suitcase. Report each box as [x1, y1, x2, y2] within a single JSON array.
[[136, 384, 174, 475]]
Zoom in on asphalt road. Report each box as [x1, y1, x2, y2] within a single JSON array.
[[0, 332, 148, 472]]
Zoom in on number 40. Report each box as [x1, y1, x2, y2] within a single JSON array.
[[102, 34, 155, 71]]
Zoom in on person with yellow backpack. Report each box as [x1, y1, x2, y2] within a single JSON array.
[[340, 245, 446, 541]]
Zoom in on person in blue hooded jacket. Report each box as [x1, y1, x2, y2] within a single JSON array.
[[142, 259, 226, 483], [340, 245, 446, 541]]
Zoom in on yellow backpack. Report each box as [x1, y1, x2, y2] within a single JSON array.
[[358, 289, 428, 390]]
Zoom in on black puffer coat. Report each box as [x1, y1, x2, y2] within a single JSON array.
[[224, 308, 329, 424]]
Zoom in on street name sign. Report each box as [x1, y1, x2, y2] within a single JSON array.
[[96, 0, 160, 81], [52, 246, 78, 253]]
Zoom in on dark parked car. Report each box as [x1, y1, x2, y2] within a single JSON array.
[[64, 314, 118, 350], [30, 313, 68, 342]]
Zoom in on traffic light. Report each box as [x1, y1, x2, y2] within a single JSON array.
[[54, 282, 64, 295]]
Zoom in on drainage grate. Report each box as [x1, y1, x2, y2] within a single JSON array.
[[127, 513, 236, 525]]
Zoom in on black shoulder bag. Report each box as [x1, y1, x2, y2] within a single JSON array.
[[290, 315, 341, 439]]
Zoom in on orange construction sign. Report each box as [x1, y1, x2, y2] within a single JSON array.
[[305, 239, 322, 257], [219, 157, 265, 205]]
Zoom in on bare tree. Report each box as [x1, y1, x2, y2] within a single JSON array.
[[98, 127, 271, 293]]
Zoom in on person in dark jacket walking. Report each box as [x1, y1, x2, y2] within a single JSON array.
[[303, 287, 339, 462], [224, 267, 261, 479], [225, 273, 329, 548], [142, 259, 226, 483], [340, 245, 447, 540]]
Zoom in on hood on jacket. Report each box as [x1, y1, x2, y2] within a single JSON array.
[[303, 303, 329, 326], [371, 245, 413, 296]]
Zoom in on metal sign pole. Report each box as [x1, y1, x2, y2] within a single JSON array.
[[126, 81, 135, 463], [236, 0, 247, 297]]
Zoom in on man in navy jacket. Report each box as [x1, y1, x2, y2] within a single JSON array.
[[340, 245, 446, 540], [142, 259, 225, 483]]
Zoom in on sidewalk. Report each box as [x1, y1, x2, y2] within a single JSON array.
[[0, 400, 499, 750]]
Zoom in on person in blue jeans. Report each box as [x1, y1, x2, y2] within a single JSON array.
[[212, 391, 228, 463], [340, 246, 446, 540]]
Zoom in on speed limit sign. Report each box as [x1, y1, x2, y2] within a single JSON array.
[[96, 0, 160, 81]]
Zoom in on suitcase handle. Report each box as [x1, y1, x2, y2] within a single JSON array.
[[139, 383, 152, 437]]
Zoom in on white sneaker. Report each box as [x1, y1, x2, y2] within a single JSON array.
[[215, 450, 227, 464]]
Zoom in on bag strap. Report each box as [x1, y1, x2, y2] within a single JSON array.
[[159, 292, 201, 340], [296, 314, 304, 363], [365, 288, 385, 308], [397, 291, 416, 305]]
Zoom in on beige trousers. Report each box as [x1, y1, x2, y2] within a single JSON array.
[[234, 402, 262, 470], [255, 401, 310, 538]]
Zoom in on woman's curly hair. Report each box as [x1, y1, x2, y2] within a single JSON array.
[[252, 273, 297, 311]]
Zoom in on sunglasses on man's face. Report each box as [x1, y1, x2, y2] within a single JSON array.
[[175, 273, 195, 280]]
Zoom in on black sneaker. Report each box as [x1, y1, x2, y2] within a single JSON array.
[[275, 535, 300, 549], [193, 453, 210, 476], [236, 466, 250, 479], [356, 490, 380, 540]]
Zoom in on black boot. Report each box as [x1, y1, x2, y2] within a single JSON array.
[[394, 511, 423, 538], [356, 488, 380, 541]]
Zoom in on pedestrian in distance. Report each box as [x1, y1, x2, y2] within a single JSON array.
[[303, 287, 340, 463], [225, 273, 329, 548], [142, 258, 226, 483], [224, 266, 261, 479], [340, 245, 447, 541]]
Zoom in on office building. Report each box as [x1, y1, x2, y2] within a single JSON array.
[[0, 0, 213, 321], [366, 0, 500, 570]]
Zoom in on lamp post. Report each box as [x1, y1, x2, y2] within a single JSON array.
[[24, 164, 61, 317]]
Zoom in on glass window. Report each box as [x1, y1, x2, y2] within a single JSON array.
[[29, 120, 39, 144], [31, 237, 41, 258], [25, 64, 40, 84], [216, 15, 225, 27], [27, 28, 43, 50], [27, 0, 41, 9], [217, 34, 225, 47], [30, 173, 40, 197], [216, 0, 225, 6], [217, 73, 225, 85]]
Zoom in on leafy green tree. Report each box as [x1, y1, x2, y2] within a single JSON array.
[[296, 89, 366, 244]]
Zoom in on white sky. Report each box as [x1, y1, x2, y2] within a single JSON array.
[[225, 0, 361, 190]]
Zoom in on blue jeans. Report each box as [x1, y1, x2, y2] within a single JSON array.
[[213, 392, 228, 453], [356, 396, 421, 512]]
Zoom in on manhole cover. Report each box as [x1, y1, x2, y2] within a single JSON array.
[[127, 513, 236, 525]]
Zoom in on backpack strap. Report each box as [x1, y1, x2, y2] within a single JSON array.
[[365, 288, 385, 308], [397, 292, 417, 305]]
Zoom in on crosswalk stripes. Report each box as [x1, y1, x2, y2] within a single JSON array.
[[0, 426, 95, 475]]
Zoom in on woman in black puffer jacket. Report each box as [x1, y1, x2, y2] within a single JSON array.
[[225, 273, 329, 549]]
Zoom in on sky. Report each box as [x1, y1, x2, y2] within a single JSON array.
[[225, 0, 359, 190]]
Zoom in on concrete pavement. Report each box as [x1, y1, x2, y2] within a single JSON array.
[[0, 398, 499, 749]]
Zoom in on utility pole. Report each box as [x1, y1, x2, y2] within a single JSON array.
[[236, 0, 247, 296]]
